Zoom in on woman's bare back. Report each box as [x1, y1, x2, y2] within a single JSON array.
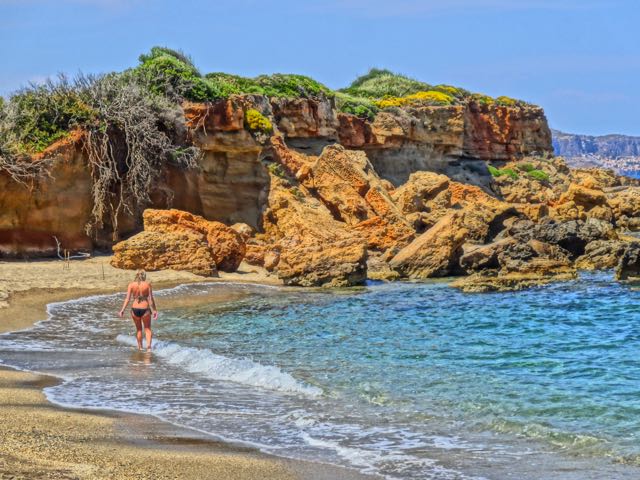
[[130, 281, 151, 309]]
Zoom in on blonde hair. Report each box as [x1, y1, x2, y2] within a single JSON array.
[[134, 269, 147, 282]]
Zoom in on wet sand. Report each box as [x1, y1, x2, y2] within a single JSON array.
[[0, 257, 375, 480]]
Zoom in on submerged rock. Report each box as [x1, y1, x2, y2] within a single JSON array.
[[508, 218, 616, 259], [451, 266, 576, 293], [616, 242, 640, 280], [576, 240, 630, 270]]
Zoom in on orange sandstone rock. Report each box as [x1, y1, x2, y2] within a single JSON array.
[[143, 209, 245, 272], [111, 231, 216, 277]]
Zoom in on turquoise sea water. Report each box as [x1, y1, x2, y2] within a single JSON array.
[[1, 272, 640, 479]]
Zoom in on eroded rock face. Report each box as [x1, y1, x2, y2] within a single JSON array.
[[143, 209, 245, 272], [1, 94, 555, 260], [300, 144, 415, 252], [463, 103, 552, 161], [260, 172, 367, 287], [111, 231, 216, 276], [608, 187, 640, 230], [0, 132, 93, 257], [339, 102, 552, 185], [551, 184, 613, 222]]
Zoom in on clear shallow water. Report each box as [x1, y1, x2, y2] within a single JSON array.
[[1, 275, 640, 479]]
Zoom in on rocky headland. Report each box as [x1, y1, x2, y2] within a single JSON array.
[[2, 48, 639, 291]]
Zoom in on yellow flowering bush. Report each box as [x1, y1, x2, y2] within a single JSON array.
[[374, 90, 455, 109], [408, 91, 454, 104], [244, 109, 273, 133]]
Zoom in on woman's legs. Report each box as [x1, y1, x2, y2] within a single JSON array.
[[131, 314, 143, 350], [142, 311, 152, 351]]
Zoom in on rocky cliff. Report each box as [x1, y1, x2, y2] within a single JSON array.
[[0, 94, 552, 258]]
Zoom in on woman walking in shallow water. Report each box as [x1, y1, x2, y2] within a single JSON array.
[[119, 270, 158, 351]]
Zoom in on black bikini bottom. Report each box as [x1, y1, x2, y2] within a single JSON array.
[[131, 307, 149, 318]]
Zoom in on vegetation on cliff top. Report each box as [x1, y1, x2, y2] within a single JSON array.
[[0, 49, 533, 156], [340, 68, 528, 109]]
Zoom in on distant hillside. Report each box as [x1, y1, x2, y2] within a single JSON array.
[[552, 129, 640, 177], [552, 130, 640, 157]]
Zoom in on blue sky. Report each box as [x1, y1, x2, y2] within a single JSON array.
[[1, 0, 638, 135]]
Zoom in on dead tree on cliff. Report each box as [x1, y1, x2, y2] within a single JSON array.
[[76, 73, 200, 241]]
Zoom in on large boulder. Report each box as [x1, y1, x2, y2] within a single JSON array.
[[607, 187, 640, 229], [391, 172, 451, 215], [277, 238, 366, 287], [490, 157, 571, 205], [143, 209, 245, 272], [551, 183, 613, 222], [389, 212, 469, 278], [111, 231, 216, 276]]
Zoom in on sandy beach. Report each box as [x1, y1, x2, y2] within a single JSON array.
[[0, 257, 373, 480]]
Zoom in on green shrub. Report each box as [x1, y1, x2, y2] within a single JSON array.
[[138, 47, 198, 71], [341, 68, 432, 99], [204, 73, 331, 99], [134, 51, 221, 102], [334, 92, 378, 120], [527, 169, 550, 182], [252, 74, 330, 98], [244, 109, 273, 133], [488, 165, 500, 177], [4, 79, 96, 153], [267, 162, 286, 178], [488, 165, 519, 180], [205, 73, 258, 96], [501, 168, 519, 180], [517, 162, 535, 173]]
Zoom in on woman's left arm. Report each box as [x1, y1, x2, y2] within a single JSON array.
[[149, 285, 159, 320]]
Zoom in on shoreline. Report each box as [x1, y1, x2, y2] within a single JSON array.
[[0, 257, 376, 480], [0, 255, 283, 334]]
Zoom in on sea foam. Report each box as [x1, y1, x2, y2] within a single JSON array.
[[116, 335, 322, 397]]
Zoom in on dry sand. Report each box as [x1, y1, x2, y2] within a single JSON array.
[[0, 257, 374, 480]]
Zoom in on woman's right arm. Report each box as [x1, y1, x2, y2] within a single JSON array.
[[119, 284, 131, 318]]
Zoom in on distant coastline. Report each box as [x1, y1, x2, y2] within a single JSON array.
[[552, 129, 640, 175]]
